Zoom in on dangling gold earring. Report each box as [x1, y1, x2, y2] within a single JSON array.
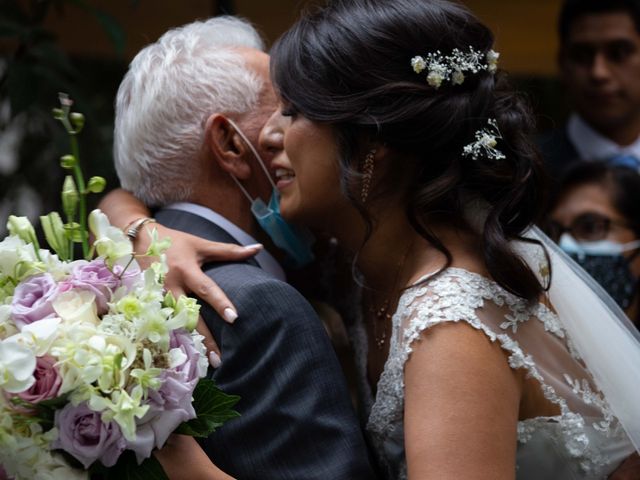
[[360, 148, 377, 203]]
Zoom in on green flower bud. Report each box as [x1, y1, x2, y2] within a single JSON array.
[[176, 295, 201, 331], [7, 215, 37, 244], [64, 222, 85, 243], [52, 108, 64, 120], [70, 112, 85, 133], [163, 291, 177, 309], [87, 176, 106, 193], [62, 175, 79, 219], [40, 212, 70, 260], [60, 155, 76, 169]]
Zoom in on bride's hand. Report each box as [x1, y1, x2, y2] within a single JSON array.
[[135, 221, 262, 362], [98, 189, 261, 361], [152, 222, 262, 322]]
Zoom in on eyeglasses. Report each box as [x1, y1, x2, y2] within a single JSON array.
[[546, 212, 630, 242]]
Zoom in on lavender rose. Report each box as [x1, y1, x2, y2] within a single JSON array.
[[69, 259, 139, 314], [53, 402, 126, 468], [11, 274, 58, 328], [17, 355, 61, 404], [126, 329, 204, 462], [168, 328, 207, 384]]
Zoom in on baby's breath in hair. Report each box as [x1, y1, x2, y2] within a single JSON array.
[[462, 118, 506, 161], [411, 47, 499, 89]]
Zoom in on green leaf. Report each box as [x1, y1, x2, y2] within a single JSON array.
[[93, 450, 169, 480], [175, 379, 240, 437]]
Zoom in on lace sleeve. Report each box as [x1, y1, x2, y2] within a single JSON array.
[[398, 268, 530, 359], [387, 268, 631, 476]]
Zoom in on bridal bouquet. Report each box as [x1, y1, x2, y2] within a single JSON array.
[[0, 96, 238, 480]]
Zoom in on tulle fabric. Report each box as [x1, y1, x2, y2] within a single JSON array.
[[519, 226, 640, 451]]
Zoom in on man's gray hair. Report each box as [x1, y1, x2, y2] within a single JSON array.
[[114, 16, 265, 206]]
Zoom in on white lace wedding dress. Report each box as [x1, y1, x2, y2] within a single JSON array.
[[351, 267, 636, 479]]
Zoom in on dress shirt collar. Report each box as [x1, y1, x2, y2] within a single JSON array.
[[567, 113, 640, 161], [165, 202, 286, 281]]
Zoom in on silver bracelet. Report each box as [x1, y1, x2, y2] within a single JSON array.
[[124, 217, 156, 240]]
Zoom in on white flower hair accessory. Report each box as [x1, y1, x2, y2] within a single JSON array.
[[411, 47, 500, 89], [462, 118, 506, 161]]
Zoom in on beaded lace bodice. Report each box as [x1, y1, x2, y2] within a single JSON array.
[[351, 267, 634, 480]]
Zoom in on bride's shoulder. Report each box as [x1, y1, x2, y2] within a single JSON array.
[[399, 264, 538, 330], [406, 265, 508, 303]]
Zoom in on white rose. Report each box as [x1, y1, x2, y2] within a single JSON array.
[[53, 290, 99, 325]]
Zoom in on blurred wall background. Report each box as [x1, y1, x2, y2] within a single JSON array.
[[0, 0, 566, 231]]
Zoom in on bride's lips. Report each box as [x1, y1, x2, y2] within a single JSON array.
[[274, 166, 296, 190]]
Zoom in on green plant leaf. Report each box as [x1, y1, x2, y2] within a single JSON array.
[[175, 378, 240, 437]]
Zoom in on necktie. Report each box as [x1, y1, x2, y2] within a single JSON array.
[[606, 154, 640, 170]]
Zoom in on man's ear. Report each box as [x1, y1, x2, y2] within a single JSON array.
[[204, 114, 251, 179]]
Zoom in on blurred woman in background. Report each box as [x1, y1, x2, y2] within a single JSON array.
[[547, 162, 640, 327]]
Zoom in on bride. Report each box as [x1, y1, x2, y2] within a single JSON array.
[[105, 0, 640, 477]]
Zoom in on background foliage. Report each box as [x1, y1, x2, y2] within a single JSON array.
[[0, 0, 129, 235]]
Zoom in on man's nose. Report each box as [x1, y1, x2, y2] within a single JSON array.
[[590, 52, 612, 82], [259, 111, 286, 154]]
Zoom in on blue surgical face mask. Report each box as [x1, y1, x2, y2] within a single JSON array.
[[226, 119, 315, 268]]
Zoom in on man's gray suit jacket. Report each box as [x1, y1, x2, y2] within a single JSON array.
[[155, 208, 378, 480]]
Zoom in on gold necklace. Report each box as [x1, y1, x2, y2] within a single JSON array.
[[367, 240, 414, 350]]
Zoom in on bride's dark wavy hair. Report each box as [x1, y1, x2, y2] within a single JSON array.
[[271, 0, 549, 301]]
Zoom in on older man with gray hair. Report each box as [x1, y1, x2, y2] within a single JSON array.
[[102, 16, 376, 480]]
